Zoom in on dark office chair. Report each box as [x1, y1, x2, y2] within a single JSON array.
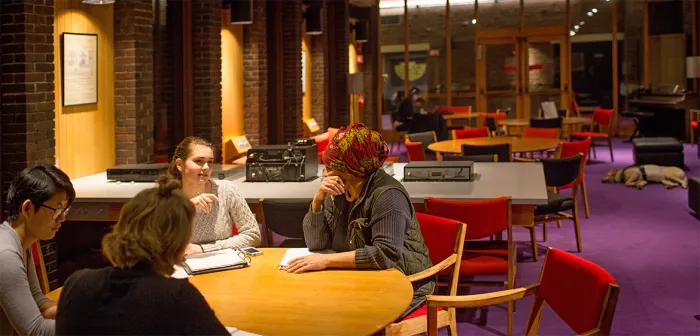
[[259, 198, 312, 248], [442, 154, 498, 162], [530, 117, 563, 129], [485, 117, 506, 136], [462, 143, 512, 162]]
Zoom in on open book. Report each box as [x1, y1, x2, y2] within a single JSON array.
[[278, 248, 334, 269], [179, 248, 249, 276]]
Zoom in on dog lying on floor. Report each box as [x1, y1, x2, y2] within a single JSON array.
[[602, 165, 688, 190]]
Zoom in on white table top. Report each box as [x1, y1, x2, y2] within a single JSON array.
[[69, 163, 547, 205]]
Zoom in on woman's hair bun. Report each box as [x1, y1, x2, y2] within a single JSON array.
[[156, 174, 182, 196]]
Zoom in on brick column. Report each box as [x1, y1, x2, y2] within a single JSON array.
[[327, 0, 350, 128], [114, 0, 154, 164], [1, 0, 57, 288], [192, 0, 222, 160], [243, 0, 268, 146], [310, 2, 328, 131], [361, 5, 379, 130], [282, 0, 303, 142]]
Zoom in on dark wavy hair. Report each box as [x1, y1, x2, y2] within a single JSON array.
[[6, 164, 75, 222]]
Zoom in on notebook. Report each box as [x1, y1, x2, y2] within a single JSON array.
[[180, 248, 249, 275], [278, 248, 334, 269]]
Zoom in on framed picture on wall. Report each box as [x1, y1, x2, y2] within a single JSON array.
[[61, 33, 98, 106]]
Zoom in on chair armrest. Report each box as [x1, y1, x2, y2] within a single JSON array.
[[407, 254, 457, 283], [426, 284, 539, 309], [514, 157, 539, 162]]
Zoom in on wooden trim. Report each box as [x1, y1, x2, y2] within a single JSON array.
[[403, 0, 409, 94], [475, 0, 483, 111], [33, 242, 50, 294], [445, 0, 452, 106], [612, 0, 619, 135], [643, 0, 650, 89], [376, 0, 382, 131], [182, 0, 193, 137], [693, 0, 698, 93]]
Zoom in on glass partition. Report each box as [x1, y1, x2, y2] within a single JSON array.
[[450, 1, 477, 112]]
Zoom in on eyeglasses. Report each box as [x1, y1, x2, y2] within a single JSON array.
[[40, 204, 71, 220]]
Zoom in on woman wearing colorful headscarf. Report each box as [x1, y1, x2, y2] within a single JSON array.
[[284, 123, 434, 318]]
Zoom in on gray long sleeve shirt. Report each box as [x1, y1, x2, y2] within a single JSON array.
[[0, 222, 54, 336]]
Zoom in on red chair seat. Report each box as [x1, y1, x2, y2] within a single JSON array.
[[402, 304, 444, 321], [571, 131, 607, 139], [692, 121, 698, 128], [385, 156, 399, 163], [459, 249, 508, 275]]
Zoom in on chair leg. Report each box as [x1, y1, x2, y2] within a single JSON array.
[[542, 221, 547, 242], [556, 218, 562, 228], [581, 181, 591, 218], [507, 301, 514, 336], [607, 137, 614, 162], [573, 205, 583, 253], [591, 143, 597, 159], [448, 309, 458, 336], [529, 226, 538, 261]]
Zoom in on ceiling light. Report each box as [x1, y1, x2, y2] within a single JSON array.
[[592, 8, 598, 13], [574, 25, 579, 30], [82, 0, 114, 3], [570, 31, 576, 36], [587, 12, 593, 16], [580, 21, 585, 25], [472, 19, 477, 24]]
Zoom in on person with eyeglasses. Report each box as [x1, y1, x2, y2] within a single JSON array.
[[0, 164, 75, 336]]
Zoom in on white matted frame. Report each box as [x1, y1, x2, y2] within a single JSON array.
[[61, 32, 98, 106]]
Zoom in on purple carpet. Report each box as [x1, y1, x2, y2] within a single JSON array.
[[389, 138, 700, 336]]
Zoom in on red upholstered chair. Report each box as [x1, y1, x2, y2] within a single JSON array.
[[154, 154, 169, 164], [405, 139, 426, 162], [313, 132, 330, 156], [556, 138, 592, 219], [427, 248, 619, 336], [523, 126, 560, 140], [452, 127, 489, 140], [481, 111, 506, 128], [384, 213, 466, 336], [448, 106, 472, 113], [424, 196, 515, 335], [570, 108, 614, 162], [691, 109, 700, 144]]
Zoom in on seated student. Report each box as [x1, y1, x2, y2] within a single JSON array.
[[55, 175, 229, 335], [0, 164, 74, 336], [395, 87, 421, 131], [284, 123, 434, 318], [168, 136, 260, 255]]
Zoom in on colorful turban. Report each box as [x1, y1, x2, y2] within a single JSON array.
[[322, 123, 389, 178]]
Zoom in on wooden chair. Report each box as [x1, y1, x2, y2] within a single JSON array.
[[424, 196, 515, 336], [690, 109, 700, 144], [405, 139, 426, 162], [462, 143, 512, 162], [570, 109, 614, 162], [556, 138, 592, 219], [452, 127, 489, 140], [427, 248, 619, 336], [31, 241, 50, 294], [523, 127, 560, 140], [529, 117, 563, 129], [384, 213, 466, 336]]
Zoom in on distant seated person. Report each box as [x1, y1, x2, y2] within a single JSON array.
[[169, 137, 260, 255], [285, 123, 434, 318], [0, 165, 74, 336], [415, 97, 427, 114], [394, 87, 421, 131], [56, 175, 229, 335]]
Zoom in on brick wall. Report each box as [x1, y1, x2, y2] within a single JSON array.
[[114, 0, 154, 165], [282, 0, 303, 142], [328, 0, 350, 128], [310, 1, 328, 131], [361, 5, 379, 130], [1, 0, 57, 287], [192, 0, 222, 161], [243, 0, 268, 146]]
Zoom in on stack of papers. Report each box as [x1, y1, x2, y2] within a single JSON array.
[[226, 327, 260, 336], [180, 248, 249, 276], [278, 248, 334, 269]]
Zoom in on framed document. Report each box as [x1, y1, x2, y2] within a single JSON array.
[[61, 33, 98, 106]]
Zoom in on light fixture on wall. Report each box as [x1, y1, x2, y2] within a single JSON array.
[[351, 21, 368, 43], [82, 0, 114, 4], [304, 6, 323, 35]]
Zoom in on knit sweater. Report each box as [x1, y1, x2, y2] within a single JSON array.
[[190, 180, 260, 252]]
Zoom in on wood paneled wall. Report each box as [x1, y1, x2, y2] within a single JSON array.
[[302, 37, 312, 121], [54, 0, 115, 179], [221, 10, 244, 162]]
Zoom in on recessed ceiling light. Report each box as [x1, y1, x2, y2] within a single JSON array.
[[592, 8, 598, 13]]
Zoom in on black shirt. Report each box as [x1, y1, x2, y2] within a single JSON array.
[[396, 98, 415, 123], [56, 266, 228, 335]]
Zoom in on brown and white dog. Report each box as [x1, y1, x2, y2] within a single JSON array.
[[602, 165, 688, 190]]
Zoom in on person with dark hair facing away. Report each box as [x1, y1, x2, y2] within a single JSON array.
[[0, 164, 75, 336], [284, 123, 434, 319], [168, 136, 260, 255], [394, 87, 421, 131], [55, 175, 229, 335]]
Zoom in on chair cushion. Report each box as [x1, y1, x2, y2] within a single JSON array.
[[402, 304, 443, 321], [459, 249, 508, 275], [632, 137, 683, 153], [534, 192, 575, 216], [570, 131, 607, 139]]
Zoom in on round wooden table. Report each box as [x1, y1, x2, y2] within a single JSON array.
[[47, 248, 413, 336], [427, 136, 560, 154], [497, 116, 592, 127]]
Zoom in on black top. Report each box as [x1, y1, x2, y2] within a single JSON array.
[[396, 97, 414, 123], [56, 266, 228, 335]]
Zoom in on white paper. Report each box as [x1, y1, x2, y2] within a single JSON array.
[[171, 265, 189, 279], [278, 248, 334, 269], [184, 248, 248, 273], [226, 327, 260, 336]]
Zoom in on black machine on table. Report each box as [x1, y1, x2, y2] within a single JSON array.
[[627, 84, 689, 141], [245, 139, 318, 182], [403, 161, 474, 182]]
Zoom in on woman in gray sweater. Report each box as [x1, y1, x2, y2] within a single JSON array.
[[0, 165, 75, 336], [284, 123, 434, 318]]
